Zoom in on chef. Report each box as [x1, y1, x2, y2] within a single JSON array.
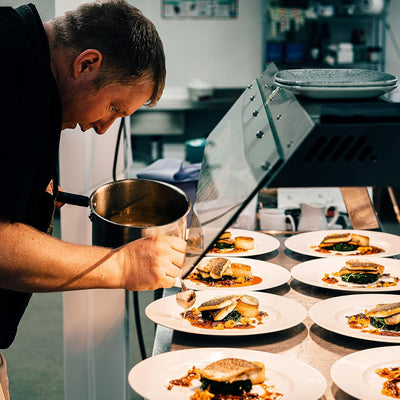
[[0, 1, 186, 398]]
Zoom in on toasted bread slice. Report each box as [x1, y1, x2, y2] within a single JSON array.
[[230, 263, 252, 278], [365, 302, 400, 318], [350, 233, 369, 247], [235, 295, 259, 317], [385, 312, 400, 325], [234, 236, 254, 251], [322, 233, 352, 244], [210, 302, 237, 321], [198, 295, 239, 311], [200, 358, 265, 384]]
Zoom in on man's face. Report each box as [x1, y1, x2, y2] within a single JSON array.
[[61, 80, 153, 134]]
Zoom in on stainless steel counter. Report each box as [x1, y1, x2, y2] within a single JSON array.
[[151, 234, 398, 400]]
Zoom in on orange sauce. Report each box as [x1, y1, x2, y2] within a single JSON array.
[[209, 247, 250, 254], [168, 366, 200, 390], [321, 274, 339, 285], [347, 313, 400, 337], [187, 275, 263, 288], [376, 367, 400, 399], [183, 310, 268, 330]]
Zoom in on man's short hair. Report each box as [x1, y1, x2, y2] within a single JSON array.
[[52, 0, 165, 106]]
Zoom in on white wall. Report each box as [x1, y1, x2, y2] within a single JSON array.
[[131, 0, 264, 89], [386, 0, 400, 101]]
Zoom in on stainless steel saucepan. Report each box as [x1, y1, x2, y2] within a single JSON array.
[[57, 178, 191, 247]]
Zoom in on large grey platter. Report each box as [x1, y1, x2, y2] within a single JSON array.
[[275, 81, 397, 99], [274, 68, 398, 88]]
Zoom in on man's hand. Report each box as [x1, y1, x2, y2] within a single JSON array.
[[119, 236, 187, 291]]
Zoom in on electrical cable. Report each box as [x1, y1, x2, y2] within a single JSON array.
[[112, 117, 147, 360]]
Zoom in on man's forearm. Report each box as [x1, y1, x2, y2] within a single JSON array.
[[0, 221, 122, 292]]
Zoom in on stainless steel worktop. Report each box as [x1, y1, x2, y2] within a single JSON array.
[[151, 234, 394, 400]]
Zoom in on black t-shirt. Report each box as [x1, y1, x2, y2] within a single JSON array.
[[0, 4, 62, 348]]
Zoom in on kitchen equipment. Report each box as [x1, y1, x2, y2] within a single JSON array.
[[274, 68, 398, 99], [297, 202, 339, 231], [187, 79, 214, 101], [175, 276, 196, 316], [181, 63, 400, 279], [358, 0, 384, 15], [274, 68, 397, 87], [57, 178, 191, 248], [259, 208, 295, 231]]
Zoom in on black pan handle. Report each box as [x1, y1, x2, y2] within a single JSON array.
[[56, 191, 90, 208]]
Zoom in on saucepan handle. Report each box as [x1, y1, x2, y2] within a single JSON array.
[[56, 191, 90, 208]]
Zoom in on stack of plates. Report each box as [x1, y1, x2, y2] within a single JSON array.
[[274, 68, 398, 99]]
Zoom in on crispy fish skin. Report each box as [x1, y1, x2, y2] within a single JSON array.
[[198, 295, 240, 311], [197, 257, 231, 273], [320, 233, 369, 247], [200, 358, 265, 384], [365, 302, 400, 318], [345, 259, 384, 272], [210, 259, 232, 280], [337, 259, 384, 276], [385, 313, 400, 325], [337, 267, 381, 276], [322, 233, 352, 244]]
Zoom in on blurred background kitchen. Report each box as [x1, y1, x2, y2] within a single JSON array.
[[2, 0, 400, 399]]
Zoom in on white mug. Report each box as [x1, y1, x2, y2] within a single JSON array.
[[259, 208, 295, 231]]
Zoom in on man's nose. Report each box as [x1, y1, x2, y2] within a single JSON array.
[[95, 116, 119, 135]]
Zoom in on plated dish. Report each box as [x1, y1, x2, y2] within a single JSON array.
[[182, 256, 291, 291], [128, 347, 327, 400], [207, 229, 280, 257], [309, 293, 400, 343], [274, 82, 397, 99], [145, 290, 307, 336], [331, 346, 400, 400], [285, 230, 400, 258], [291, 256, 400, 292], [274, 68, 398, 88]]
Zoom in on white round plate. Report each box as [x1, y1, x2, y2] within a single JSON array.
[[309, 293, 400, 343], [274, 68, 398, 87], [145, 290, 307, 336], [291, 256, 400, 292], [181, 257, 291, 291], [128, 347, 327, 400], [207, 228, 280, 257], [331, 346, 400, 400], [275, 82, 397, 99], [285, 230, 400, 258]]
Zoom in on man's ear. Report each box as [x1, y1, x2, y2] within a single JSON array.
[[72, 49, 103, 79]]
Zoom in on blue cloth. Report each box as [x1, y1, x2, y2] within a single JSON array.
[[137, 159, 201, 183]]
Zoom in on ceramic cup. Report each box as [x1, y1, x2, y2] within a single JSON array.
[[259, 208, 295, 231]]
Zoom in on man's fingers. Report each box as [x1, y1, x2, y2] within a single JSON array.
[[165, 263, 181, 277], [165, 236, 187, 253]]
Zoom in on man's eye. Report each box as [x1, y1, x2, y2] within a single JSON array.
[[111, 105, 119, 113]]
